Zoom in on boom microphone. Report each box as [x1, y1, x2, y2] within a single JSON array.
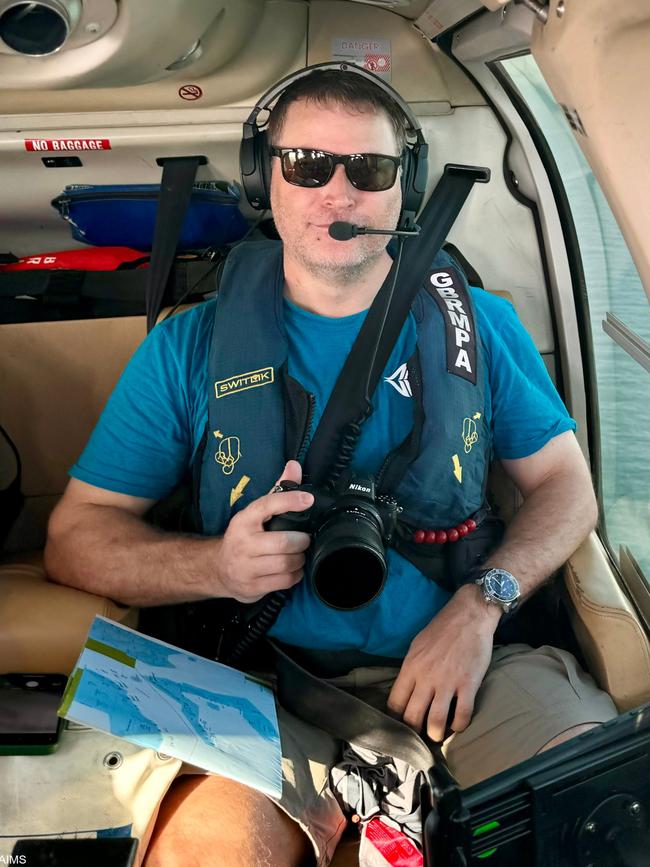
[[328, 221, 421, 241]]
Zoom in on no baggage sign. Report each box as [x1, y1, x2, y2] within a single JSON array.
[[25, 138, 112, 152]]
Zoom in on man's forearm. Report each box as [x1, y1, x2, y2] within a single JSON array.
[[483, 468, 598, 600], [44, 503, 223, 607], [451, 464, 597, 636]]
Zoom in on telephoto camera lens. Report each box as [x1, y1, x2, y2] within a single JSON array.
[[310, 508, 387, 610], [266, 476, 399, 610]]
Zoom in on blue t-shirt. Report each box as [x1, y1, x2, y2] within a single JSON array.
[[72, 289, 575, 657]]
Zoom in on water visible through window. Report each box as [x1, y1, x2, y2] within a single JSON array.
[[501, 54, 650, 579]]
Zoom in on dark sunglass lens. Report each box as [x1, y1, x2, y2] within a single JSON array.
[[282, 149, 333, 188], [347, 154, 398, 191]]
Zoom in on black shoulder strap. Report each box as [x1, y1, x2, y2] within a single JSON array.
[[442, 242, 484, 289], [0, 425, 23, 549], [145, 156, 207, 332], [304, 164, 490, 488], [271, 639, 435, 772], [224, 166, 491, 661]]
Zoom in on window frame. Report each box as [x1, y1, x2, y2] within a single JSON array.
[[490, 51, 650, 579]]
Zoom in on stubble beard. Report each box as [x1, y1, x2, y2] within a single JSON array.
[[271, 176, 403, 287], [276, 199, 402, 287], [292, 235, 388, 285]]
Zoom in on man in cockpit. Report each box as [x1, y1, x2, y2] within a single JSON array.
[[45, 68, 617, 867]]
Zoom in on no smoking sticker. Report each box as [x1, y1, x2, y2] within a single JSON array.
[[179, 84, 203, 101], [364, 53, 391, 74]]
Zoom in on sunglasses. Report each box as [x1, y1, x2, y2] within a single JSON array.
[[270, 147, 402, 192]]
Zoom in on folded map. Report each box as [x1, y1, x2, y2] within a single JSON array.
[[59, 616, 282, 798]]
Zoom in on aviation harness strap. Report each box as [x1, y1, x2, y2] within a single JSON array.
[[304, 163, 490, 488], [0, 425, 23, 548], [145, 155, 207, 332], [264, 168, 492, 793], [227, 163, 491, 667]]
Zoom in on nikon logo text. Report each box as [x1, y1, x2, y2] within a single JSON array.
[[215, 367, 274, 399], [349, 484, 371, 493]]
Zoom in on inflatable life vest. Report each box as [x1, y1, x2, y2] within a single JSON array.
[[193, 240, 493, 590]]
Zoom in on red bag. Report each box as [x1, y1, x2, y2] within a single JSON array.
[[361, 817, 424, 867], [0, 247, 149, 271]]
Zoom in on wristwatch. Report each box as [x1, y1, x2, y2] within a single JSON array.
[[463, 566, 521, 614]]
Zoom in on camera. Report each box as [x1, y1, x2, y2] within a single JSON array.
[[266, 475, 401, 610]]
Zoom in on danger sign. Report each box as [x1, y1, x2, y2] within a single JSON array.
[[331, 37, 392, 81], [25, 138, 111, 152]]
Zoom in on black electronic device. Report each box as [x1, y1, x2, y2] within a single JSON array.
[[12, 837, 138, 866], [266, 475, 400, 610], [424, 701, 650, 867], [0, 672, 66, 754]]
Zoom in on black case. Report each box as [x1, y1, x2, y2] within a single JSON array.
[[12, 837, 138, 866], [424, 701, 650, 866], [0, 259, 218, 323]]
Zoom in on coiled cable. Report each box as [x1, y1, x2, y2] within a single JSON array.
[[228, 237, 406, 659]]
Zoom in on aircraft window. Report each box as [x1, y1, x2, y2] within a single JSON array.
[[499, 54, 650, 581]]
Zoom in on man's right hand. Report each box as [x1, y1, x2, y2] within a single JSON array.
[[214, 460, 313, 603]]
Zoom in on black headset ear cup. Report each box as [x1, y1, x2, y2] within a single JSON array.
[[255, 129, 272, 211], [400, 140, 428, 225], [400, 146, 413, 205], [240, 128, 272, 211], [400, 145, 421, 224]]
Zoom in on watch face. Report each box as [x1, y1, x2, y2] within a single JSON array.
[[484, 569, 519, 603]]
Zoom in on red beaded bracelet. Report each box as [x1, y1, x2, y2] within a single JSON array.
[[412, 517, 477, 544]]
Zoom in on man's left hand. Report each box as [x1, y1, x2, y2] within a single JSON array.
[[387, 584, 501, 742]]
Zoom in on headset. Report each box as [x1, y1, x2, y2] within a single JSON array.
[[240, 61, 429, 230]]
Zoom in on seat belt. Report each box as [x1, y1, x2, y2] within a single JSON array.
[[145, 156, 207, 333], [272, 638, 463, 867], [270, 639, 436, 773], [304, 163, 490, 487], [0, 425, 23, 549], [226, 164, 490, 664]]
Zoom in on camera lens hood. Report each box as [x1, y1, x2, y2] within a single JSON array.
[[311, 507, 387, 610]]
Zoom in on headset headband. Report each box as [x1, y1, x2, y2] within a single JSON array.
[[240, 61, 429, 227], [243, 61, 425, 147]]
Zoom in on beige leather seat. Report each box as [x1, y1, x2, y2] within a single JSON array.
[[1, 312, 150, 675], [0, 305, 202, 675], [564, 531, 650, 711], [0, 550, 136, 674]]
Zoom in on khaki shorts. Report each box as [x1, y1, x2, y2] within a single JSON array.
[[269, 644, 618, 867]]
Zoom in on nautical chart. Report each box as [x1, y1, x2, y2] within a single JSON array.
[[60, 616, 282, 797]]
